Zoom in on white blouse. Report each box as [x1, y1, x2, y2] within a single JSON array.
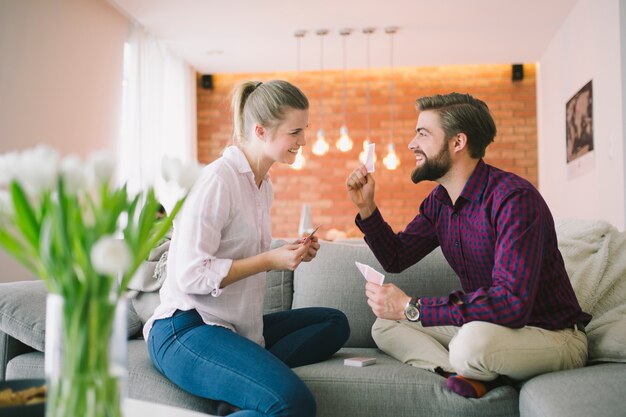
[[143, 146, 273, 346]]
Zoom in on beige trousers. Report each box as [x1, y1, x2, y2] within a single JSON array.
[[371, 319, 588, 381]]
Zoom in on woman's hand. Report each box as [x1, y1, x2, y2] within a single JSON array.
[[300, 236, 320, 262], [268, 243, 310, 271]]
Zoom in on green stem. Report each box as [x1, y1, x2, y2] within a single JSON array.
[[46, 296, 124, 417]]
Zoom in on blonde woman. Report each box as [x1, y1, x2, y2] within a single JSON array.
[[145, 80, 350, 416]]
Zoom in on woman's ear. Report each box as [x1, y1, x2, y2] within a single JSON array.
[[255, 124, 266, 141]]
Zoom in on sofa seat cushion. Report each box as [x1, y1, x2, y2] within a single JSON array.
[[294, 347, 519, 417], [127, 340, 219, 414], [0, 281, 143, 352], [519, 363, 626, 417], [6, 351, 44, 380], [6, 340, 220, 415], [294, 241, 461, 348]]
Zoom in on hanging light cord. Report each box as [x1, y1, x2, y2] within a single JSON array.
[[297, 34, 301, 75], [342, 33, 347, 127], [366, 31, 371, 140], [389, 29, 395, 144], [319, 32, 325, 130]]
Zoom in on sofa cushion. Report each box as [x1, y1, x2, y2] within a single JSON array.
[[5, 340, 221, 415], [293, 241, 461, 348], [264, 269, 294, 314], [519, 363, 626, 417], [556, 218, 626, 363], [263, 239, 294, 314], [295, 347, 519, 417], [127, 340, 220, 414], [0, 280, 143, 352]]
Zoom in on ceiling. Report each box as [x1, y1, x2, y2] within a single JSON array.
[[108, 0, 578, 75]]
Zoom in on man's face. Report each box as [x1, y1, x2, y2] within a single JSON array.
[[408, 110, 453, 184]]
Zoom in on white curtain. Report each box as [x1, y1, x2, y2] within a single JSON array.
[[118, 23, 196, 212]]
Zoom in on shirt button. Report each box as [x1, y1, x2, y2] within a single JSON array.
[[455, 240, 459, 246], [452, 213, 458, 218]]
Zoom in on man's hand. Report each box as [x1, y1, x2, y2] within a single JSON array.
[[365, 282, 411, 320], [346, 164, 377, 219]]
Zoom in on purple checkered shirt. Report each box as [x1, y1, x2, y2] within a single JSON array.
[[356, 160, 591, 330]]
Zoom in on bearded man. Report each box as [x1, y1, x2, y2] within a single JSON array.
[[345, 92, 590, 398]]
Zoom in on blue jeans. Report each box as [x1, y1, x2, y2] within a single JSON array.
[[148, 307, 350, 417]]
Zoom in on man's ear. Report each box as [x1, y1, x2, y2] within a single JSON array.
[[452, 133, 468, 154], [255, 124, 266, 140]]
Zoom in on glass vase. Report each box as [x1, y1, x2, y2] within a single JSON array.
[[45, 293, 128, 417]]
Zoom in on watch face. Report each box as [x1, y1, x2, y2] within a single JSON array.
[[404, 305, 420, 321]]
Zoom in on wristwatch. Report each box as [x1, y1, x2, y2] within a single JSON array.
[[404, 296, 421, 322]]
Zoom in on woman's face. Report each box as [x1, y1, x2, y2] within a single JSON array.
[[262, 108, 309, 165]]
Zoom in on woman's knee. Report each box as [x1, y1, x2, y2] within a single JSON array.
[[316, 307, 350, 348], [270, 379, 316, 417], [329, 308, 351, 345]]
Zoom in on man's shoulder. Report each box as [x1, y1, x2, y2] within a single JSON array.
[[485, 163, 537, 196]]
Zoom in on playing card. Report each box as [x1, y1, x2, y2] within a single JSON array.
[[355, 261, 385, 285], [301, 225, 320, 244], [364, 143, 375, 173]]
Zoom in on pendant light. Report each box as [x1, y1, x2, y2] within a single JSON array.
[[383, 27, 400, 170], [291, 30, 307, 169], [359, 28, 376, 165], [312, 29, 330, 156], [336, 29, 353, 152]]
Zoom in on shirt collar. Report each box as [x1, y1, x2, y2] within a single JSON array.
[[223, 145, 270, 181], [458, 159, 489, 203], [433, 159, 489, 206]]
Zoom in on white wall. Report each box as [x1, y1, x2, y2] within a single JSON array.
[[0, 0, 129, 282], [538, 0, 625, 230]]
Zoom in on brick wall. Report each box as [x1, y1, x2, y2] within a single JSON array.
[[197, 64, 537, 238]]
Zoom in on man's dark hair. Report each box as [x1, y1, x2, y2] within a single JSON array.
[[416, 93, 496, 158]]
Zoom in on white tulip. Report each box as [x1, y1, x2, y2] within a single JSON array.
[[90, 236, 132, 276], [15, 145, 59, 195], [161, 156, 201, 192], [60, 154, 86, 195], [178, 162, 202, 191], [0, 190, 12, 217], [161, 155, 182, 183], [0, 151, 20, 186], [87, 151, 115, 186]]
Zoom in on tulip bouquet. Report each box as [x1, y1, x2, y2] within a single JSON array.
[[0, 145, 200, 417]]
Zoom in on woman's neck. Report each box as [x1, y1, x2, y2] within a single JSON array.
[[240, 145, 271, 188]]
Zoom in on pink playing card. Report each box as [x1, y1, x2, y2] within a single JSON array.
[[355, 261, 385, 285], [364, 143, 375, 173]]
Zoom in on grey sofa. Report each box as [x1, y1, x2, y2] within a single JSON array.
[[1, 227, 625, 417]]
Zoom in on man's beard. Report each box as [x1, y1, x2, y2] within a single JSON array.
[[411, 142, 452, 184]]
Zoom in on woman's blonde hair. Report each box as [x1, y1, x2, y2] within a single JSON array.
[[231, 80, 309, 144]]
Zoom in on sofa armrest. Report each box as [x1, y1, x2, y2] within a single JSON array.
[[0, 329, 36, 381]]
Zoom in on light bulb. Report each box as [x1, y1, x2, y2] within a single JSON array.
[[291, 147, 305, 170], [359, 139, 377, 164], [336, 126, 353, 152], [312, 129, 329, 156], [383, 143, 400, 170]]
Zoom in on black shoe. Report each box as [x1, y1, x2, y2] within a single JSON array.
[[216, 401, 240, 416]]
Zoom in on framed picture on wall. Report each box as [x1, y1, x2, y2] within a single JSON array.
[[565, 80, 594, 179]]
